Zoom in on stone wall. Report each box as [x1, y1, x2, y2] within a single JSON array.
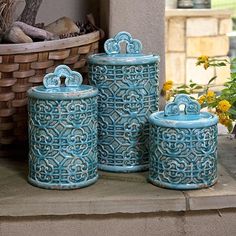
[[165, 9, 232, 89]]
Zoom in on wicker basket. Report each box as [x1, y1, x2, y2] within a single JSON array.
[[0, 31, 100, 145]]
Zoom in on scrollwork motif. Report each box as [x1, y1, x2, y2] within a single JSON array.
[[89, 62, 159, 171], [149, 125, 218, 188], [28, 96, 98, 189]]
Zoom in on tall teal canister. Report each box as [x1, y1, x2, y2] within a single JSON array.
[[149, 94, 218, 190], [28, 65, 98, 189], [88, 31, 160, 172]]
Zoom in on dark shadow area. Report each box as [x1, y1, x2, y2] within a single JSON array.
[[0, 143, 28, 180], [217, 136, 236, 179]]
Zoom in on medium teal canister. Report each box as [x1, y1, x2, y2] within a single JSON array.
[[88, 31, 160, 172], [27, 65, 98, 189], [149, 94, 218, 190]]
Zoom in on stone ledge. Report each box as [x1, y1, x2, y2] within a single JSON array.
[[165, 9, 232, 18], [0, 136, 235, 217], [185, 166, 236, 211]]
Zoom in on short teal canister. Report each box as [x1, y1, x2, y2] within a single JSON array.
[[27, 65, 98, 189], [149, 94, 218, 190], [88, 31, 160, 172]]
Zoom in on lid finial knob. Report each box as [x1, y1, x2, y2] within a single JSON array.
[[104, 31, 142, 55], [43, 65, 83, 89], [164, 94, 201, 116]]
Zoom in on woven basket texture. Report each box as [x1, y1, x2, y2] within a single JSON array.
[[0, 31, 100, 145]]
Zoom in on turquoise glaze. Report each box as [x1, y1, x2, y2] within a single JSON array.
[[88, 31, 160, 172], [28, 65, 98, 189], [149, 94, 218, 190], [89, 32, 157, 66]]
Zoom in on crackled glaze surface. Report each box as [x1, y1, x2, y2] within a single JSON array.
[[88, 32, 159, 172], [149, 125, 218, 189], [28, 65, 98, 189], [149, 94, 218, 189]]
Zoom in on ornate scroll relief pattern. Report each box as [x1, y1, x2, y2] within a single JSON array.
[[164, 94, 200, 116], [28, 96, 98, 188], [104, 31, 142, 55], [89, 63, 159, 170], [43, 65, 83, 88], [149, 125, 218, 186]]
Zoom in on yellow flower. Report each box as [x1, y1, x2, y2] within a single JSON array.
[[218, 113, 227, 125], [220, 117, 229, 126], [204, 62, 209, 70], [218, 113, 233, 130], [217, 100, 231, 112], [206, 90, 215, 103], [163, 80, 173, 91], [206, 90, 215, 97], [197, 95, 206, 105], [197, 55, 209, 63]]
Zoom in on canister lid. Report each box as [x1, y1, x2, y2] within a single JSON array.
[[149, 94, 218, 129], [28, 65, 98, 100], [88, 31, 160, 65]]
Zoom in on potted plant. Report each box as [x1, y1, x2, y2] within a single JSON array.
[[161, 56, 236, 136]]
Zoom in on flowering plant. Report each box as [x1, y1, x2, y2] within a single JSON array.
[[161, 56, 236, 133]]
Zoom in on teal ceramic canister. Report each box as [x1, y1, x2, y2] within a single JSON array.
[[28, 65, 98, 189], [149, 94, 218, 190], [88, 31, 160, 172]]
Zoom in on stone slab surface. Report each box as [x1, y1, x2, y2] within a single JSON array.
[[0, 159, 186, 217], [184, 166, 236, 211], [1, 210, 236, 236], [184, 136, 236, 211], [0, 136, 235, 217]]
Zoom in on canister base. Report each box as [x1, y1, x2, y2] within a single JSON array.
[[28, 175, 98, 190], [98, 164, 149, 173], [148, 177, 217, 190]]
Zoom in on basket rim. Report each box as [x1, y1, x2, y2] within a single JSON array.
[[0, 31, 100, 55]]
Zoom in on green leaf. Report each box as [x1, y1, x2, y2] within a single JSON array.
[[207, 76, 217, 85], [189, 96, 197, 100], [217, 62, 227, 66], [176, 90, 189, 94], [194, 85, 203, 89], [189, 83, 197, 88], [231, 58, 236, 63], [177, 84, 189, 89], [196, 61, 201, 66], [228, 108, 236, 115], [227, 122, 233, 133]]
